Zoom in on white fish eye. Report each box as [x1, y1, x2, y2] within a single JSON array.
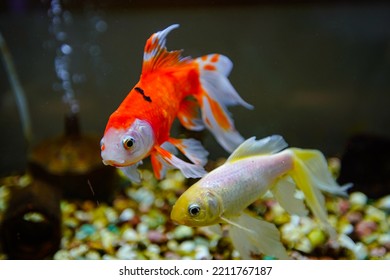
[[122, 137, 135, 150], [188, 204, 201, 217]]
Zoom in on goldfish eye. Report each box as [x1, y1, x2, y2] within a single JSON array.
[[188, 204, 201, 217], [122, 137, 135, 150]]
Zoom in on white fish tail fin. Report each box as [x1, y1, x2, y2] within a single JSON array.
[[288, 148, 352, 240], [195, 54, 253, 152], [225, 213, 289, 260]]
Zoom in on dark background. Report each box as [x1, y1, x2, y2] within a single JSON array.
[[1, 0, 390, 175]]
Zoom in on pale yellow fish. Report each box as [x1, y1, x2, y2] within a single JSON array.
[[171, 135, 352, 259]]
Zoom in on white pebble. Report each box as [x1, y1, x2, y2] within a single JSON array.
[[378, 233, 390, 245], [53, 249, 70, 260], [69, 244, 89, 259], [173, 225, 194, 240], [105, 207, 118, 223], [340, 223, 354, 235], [119, 208, 135, 222], [85, 250, 101, 260], [195, 245, 211, 260], [376, 195, 390, 211], [350, 192, 367, 207], [122, 228, 139, 242], [116, 244, 137, 260], [179, 240, 196, 254]]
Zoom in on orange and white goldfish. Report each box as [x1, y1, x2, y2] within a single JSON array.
[[100, 24, 253, 182], [171, 135, 352, 259]]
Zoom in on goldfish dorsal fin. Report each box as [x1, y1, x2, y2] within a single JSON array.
[[227, 135, 288, 163], [142, 24, 188, 73]]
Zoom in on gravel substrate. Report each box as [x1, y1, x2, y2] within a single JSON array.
[[0, 167, 389, 260]]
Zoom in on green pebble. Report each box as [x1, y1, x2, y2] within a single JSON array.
[[308, 229, 326, 247]]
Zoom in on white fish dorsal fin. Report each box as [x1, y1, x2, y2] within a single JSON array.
[[227, 135, 288, 163]]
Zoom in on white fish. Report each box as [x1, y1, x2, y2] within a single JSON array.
[[171, 135, 352, 259]]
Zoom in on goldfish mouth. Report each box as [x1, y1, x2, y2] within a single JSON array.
[[102, 159, 127, 167]]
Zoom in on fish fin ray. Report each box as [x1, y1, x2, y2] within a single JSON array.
[[118, 161, 143, 183], [271, 176, 308, 216], [288, 148, 350, 239], [177, 99, 205, 131], [195, 54, 253, 152], [154, 145, 207, 179], [227, 213, 290, 259], [227, 135, 288, 162], [142, 24, 189, 73], [168, 138, 209, 166]]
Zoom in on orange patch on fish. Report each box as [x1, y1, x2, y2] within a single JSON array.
[[204, 64, 216, 71], [206, 96, 230, 130]]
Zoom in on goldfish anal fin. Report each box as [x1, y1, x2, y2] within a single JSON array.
[[142, 24, 188, 73], [168, 138, 209, 166], [118, 161, 143, 183], [227, 213, 290, 260], [226, 135, 288, 163], [195, 54, 253, 152], [177, 99, 205, 131], [271, 176, 308, 217], [153, 145, 207, 179]]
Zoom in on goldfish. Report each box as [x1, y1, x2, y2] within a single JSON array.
[[171, 135, 352, 259], [100, 24, 253, 182]]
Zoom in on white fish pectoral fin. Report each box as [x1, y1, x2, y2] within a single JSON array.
[[271, 176, 308, 217], [168, 138, 209, 166], [226, 213, 290, 260], [154, 145, 207, 179], [118, 161, 143, 183], [226, 135, 288, 163]]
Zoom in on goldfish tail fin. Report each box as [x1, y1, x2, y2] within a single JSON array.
[[224, 213, 289, 260], [288, 148, 352, 240], [142, 24, 189, 73], [195, 54, 253, 152]]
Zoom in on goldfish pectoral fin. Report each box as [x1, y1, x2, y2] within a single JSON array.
[[118, 162, 142, 183], [142, 24, 188, 73], [226, 213, 290, 260], [151, 152, 171, 180], [178, 99, 205, 131], [168, 138, 209, 166], [289, 148, 339, 239], [154, 146, 207, 179], [195, 54, 253, 153], [271, 176, 308, 217], [227, 135, 288, 163]]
